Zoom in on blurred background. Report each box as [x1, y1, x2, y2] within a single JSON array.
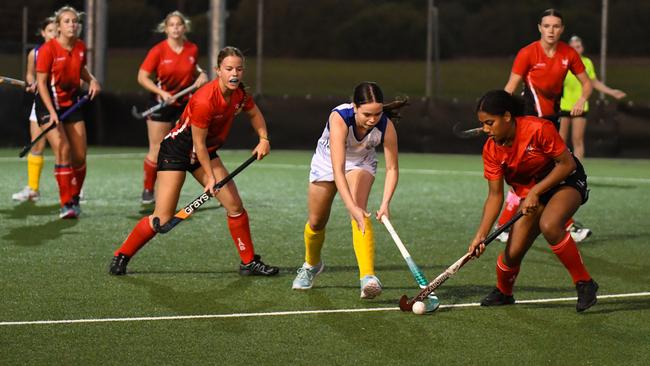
[[1, 0, 649, 156]]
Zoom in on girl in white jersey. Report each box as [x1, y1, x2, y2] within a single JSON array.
[[11, 17, 57, 202], [292, 82, 407, 299]]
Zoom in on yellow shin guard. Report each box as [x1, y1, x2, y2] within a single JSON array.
[[27, 153, 44, 191], [304, 222, 325, 266], [352, 217, 375, 279]]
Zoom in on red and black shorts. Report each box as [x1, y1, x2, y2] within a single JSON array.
[[157, 129, 218, 172], [146, 98, 187, 123], [34, 93, 84, 125], [539, 155, 589, 205]]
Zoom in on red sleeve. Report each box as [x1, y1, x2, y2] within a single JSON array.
[[483, 142, 503, 181], [188, 98, 213, 129], [511, 46, 531, 76], [538, 122, 567, 158], [140, 45, 160, 73], [568, 47, 585, 75], [35, 42, 53, 73]]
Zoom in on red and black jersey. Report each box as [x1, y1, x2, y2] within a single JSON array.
[[140, 40, 199, 103], [512, 41, 585, 117], [166, 80, 255, 152], [483, 116, 568, 198], [35, 38, 86, 108]]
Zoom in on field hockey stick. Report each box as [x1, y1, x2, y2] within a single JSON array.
[[398, 210, 524, 311], [131, 85, 196, 119], [152, 154, 257, 234], [452, 123, 483, 139], [0, 76, 26, 87], [19, 95, 89, 158], [380, 216, 429, 288]]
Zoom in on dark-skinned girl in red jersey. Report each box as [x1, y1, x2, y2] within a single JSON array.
[[109, 47, 278, 277], [35, 6, 101, 219], [138, 11, 209, 204], [468, 90, 598, 313]]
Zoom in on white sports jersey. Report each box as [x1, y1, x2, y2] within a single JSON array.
[[309, 103, 388, 182]]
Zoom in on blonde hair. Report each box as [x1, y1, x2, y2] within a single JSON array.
[[54, 5, 84, 25], [156, 11, 191, 34]]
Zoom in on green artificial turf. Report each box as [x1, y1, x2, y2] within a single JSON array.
[[1, 148, 649, 365]]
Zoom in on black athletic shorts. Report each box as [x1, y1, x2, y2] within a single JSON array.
[[34, 94, 84, 125], [558, 110, 589, 118], [146, 98, 187, 123], [539, 155, 589, 205], [157, 131, 219, 172]]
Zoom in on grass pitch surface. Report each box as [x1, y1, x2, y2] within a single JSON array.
[[1, 148, 649, 365]]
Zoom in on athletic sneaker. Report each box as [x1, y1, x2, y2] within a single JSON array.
[[480, 287, 515, 306], [12, 186, 40, 202], [141, 189, 155, 204], [360, 275, 383, 299], [239, 254, 279, 276], [576, 279, 599, 312], [109, 253, 130, 276], [568, 221, 592, 243], [292, 262, 324, 290], [59, 204, 78, 219], [496, 230, 509, 243]]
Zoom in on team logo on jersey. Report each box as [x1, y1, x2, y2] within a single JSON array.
[[533, 62, 546, 69], [561, 58, 569, 67], [189, 56, 195, 63], [162, 59, 173, 64], [79, 51, 84, 58]]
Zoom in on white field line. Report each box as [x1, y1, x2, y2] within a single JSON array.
[[1, 291, 648, 327], [1, 153, 649, 184]]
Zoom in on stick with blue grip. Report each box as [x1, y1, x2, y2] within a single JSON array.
[[380, 216, 440, 312]]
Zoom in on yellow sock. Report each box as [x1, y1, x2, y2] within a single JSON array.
[[352, 217, 375, 279], [304, 222, 325, 266], [27, 153, 45, 191]]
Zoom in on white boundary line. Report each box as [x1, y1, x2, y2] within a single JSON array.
[[1, 153, 649, 183], [2, 291, 648, 326]]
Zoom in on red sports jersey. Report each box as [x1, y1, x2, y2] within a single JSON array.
[[168, 80, 255, 151], [483, 116, 568, 198], [35, 38, 86, 108], [140, 40, 198, 103], [512, 41, 585, 117]]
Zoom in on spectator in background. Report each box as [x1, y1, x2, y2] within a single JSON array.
[[559, 35, 627, 160], [35, 6, 101, 218], [137, 10, 208, 204], [12, 16, 57, 202]]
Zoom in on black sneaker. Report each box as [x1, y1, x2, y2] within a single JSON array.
[[239, 254, 279, 276], [109, 253, 130, 276], [576, 279, 598, 312], [141, 189, 155, 204], [480, 287, 515, 306]]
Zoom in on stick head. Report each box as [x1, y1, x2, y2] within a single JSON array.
[[131, 106, 144, 119], [452, 123, 483, 139], [399, 295, 413, 312]]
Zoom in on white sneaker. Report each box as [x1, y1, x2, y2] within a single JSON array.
[[568, 222, 592, 243], [291, 262, 324, 290], [360, 275, 383, 299], [12, 186, 40, 202], [496, 230, 509, 243]]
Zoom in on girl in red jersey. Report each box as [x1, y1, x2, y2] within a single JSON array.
[[468, 90, 598, 313], [499, 9, 593, 242], [138, 11, 208, 204], [12, 17, 57, 202], [109, 46, 278, 277], [35, 6, 101, 219]]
